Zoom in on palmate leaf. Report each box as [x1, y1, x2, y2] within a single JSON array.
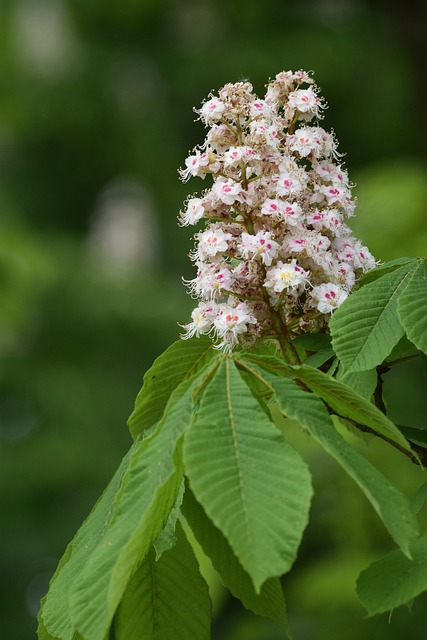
[[259, 371, 419, 556], [128, 336, 216, 438], [182, 487, 290, 635], [398, 259, 427, 355], [68, 363, 218, 640], [288, 364, 412, 454], [330, 260, 417, 372], [184, 357, 312, 592], [115, 522, 211, 640], [356, 534, 427, 615]]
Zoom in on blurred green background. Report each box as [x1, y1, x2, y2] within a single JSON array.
[[1, 1, 426, 638]]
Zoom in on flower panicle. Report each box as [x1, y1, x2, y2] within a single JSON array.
[[178, 70, 377, 354]]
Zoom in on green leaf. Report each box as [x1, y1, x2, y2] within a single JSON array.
[[330, 261, 417, 372], [398, 425, 427, 448], [357, 534, 427, 615], [336, 367, 377, 399], [68, 363, 218, 640], [289, 364, 412, 454], [184, 357, 312, 592], [182, 487, 290, 634], [115, 522, 211, 640], [40, 444, 137, 640], [302, 349, 335, 368], [261, 373, 419, 556], [386, 335, 418, 361], [398, 259, 427, 355], [411, 481, 427, 515], [357, 257, 416, 286], [292, 332, 331, 351], [154, 481, 185, 560], [128, 336, 216, 438]]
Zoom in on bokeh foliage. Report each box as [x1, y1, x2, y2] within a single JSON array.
[[1, 1, 426, 638]]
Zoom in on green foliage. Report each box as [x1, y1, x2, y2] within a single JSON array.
[[330, 260, 417, 372], [182, 488, 289, 634], [39, 251, 427, 638], [128, 337, 216, 439], [356, 534, 427, 615], [253, 371, 418, 555], [184, 358, 312, 592], [115, 522, 211, 640], [397, 260, 427, 354]]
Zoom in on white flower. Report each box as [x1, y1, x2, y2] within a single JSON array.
[[264, 259, 310, 295], [213, 302, 257, 351], [305, 208, 344, 233], [287, 88, 322, 120], [192, 226, 233, 261], [180, 302, 217, 339], [276, 167, 307, 197], [250, 99, 274, 119], [183, 262, 234, 300], [309, 283, 348, 313], [199, 98, 226, 124], [211, 177, 242, 205], [283, 231, 331, 261], [180, 150, 210, 181], [239, 231, 280, 266], [180, 197, 205, 226]]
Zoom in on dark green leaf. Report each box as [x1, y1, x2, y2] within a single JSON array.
[[288, 364, 412, 453], [411, 481, 427, 515], [261, 372, 419, 556], [40, 444, 137, 640], [182, 487, 290, 634], [292, 332, 332, 351], [69, 362, 218, 640], [357, 534, 427, 615], [115, 522, 211, 640], [398, 425, 427, 448]]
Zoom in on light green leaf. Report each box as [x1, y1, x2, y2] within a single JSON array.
[[330, 261, 417, 372], [69, 362, 218, 640], [182, 487, 290, 635], [289, 364, 412, 453], [154, 481, 185, 560], [115, 522, 211, 640], [40, 444, 137, 640], [357, 534, 427, 615], [128, 336, 216, 438], [336, 367, 377, 399], [184, 357, 312, 592], [261, 372, 419, 556], [398, 259, 427, 355]]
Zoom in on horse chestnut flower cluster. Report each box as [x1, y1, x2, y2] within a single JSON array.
[[179, 70, 376, 354]]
